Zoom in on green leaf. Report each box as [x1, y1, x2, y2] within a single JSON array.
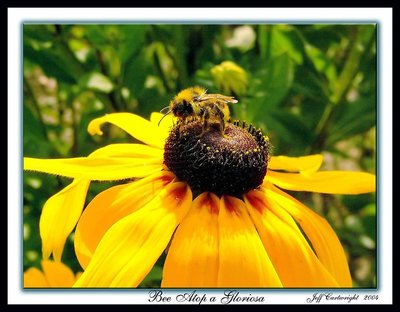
[[139, 265, 162, 287], [344, 215, 364, 233], [304, 43, 337, 85], [24, 41, 77, 84], [299, 98, 327, 131], [23, 104, 51, 157], [194, 63, 217, 90], [84, 25, 110, 47], [123, 51, 152, 98], [341, 194, 375, 214], [257, 25, 270, 61], [360, 203, 376, 240], [270, 26, 303, 64], [117, 25, 149, 62], [293, 66, 330, 101], [23, 31, 85, 84], [299, 25, 344, 51], [247, 53, 294, 118], [265, 110, 312, 146], [328, 97, 376, 145], [80, 72, 114, 93], [85, 25, 148, 63], [24, 25, 54, 41]]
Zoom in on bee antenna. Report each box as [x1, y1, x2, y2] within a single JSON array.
[[158, 109, 172, 127], [160, 106, 171, 114]]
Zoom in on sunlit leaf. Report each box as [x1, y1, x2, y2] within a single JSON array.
[[23, 26, 84, 84], [80, 72, 114, 93], [24, 42, 77, 84], [305, 44, 337, 85], [270, 26, 303, 64], [84, 25, 109, 46]]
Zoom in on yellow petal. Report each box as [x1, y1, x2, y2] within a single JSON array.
[[24, 156, 162, 180], [41, 260, 76, 287], [24, 267, 48, 288], [74, 171, 175, 269], [91, 143, 163, 159], [74, 182, 192, 287], [268, 154, 324, 172], [150, 112, 175, 141], [264, 184, 352, 287], [266, 170, 376, 194], [245, 190, 339, 287], [75, 272, 83, 281], [88, 113, 167, 149], [40, 178, 90, 261], [162, 193, 219, 287], [217, 196, 282, 287]]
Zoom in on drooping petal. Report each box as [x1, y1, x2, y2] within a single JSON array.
[[217, 196, 282, 287], [40, 179, 90, 261], [74, 171, 175, 269], [150, 112, 175, 142], [74, 182, 192, 287], [41, 260, 76, 287], [24, 268, 48, 288], [245, 190, 339, 287], [88, 113, 167, 149], [264, 184, 352, 287], [268, 154, 323, 172], [162, 193, 220, 287], [24, 157, 162, 180], [266, 170, 376, 194]]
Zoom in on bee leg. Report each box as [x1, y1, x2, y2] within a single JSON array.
[[202, 109, 210, 137], [216, 108, 226, 137], [177, 118, 186, 138]]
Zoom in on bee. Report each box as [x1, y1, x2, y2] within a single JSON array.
[[158, 86, 238, 136]]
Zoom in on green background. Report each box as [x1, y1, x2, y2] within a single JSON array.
[[23, 24, 376, 287]]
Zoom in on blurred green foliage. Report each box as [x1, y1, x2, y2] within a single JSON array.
[[23, 24, 376, 287]]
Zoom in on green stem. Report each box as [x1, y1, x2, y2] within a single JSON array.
[[310, 26, 375, 153], [329, 27, 363, 105], [94, 48, 120, 112], [148, 26, 174, 93], [170, 26, 189, 89], [153, 49, 172, 93], [257, 25, 271, 62]]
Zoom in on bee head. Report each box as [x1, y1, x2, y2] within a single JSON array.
[[171, 99, 194, 117]]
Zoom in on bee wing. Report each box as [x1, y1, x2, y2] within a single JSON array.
[[198, 94, 238, 104]]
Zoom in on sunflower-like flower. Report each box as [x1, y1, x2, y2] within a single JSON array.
[[24, 260, 81, 288], [24, 112, 375, 288]]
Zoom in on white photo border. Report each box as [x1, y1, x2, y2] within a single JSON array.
[[8, 7, 392, 305]]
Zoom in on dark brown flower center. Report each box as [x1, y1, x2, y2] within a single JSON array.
[[163, 120, 271, 197]]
